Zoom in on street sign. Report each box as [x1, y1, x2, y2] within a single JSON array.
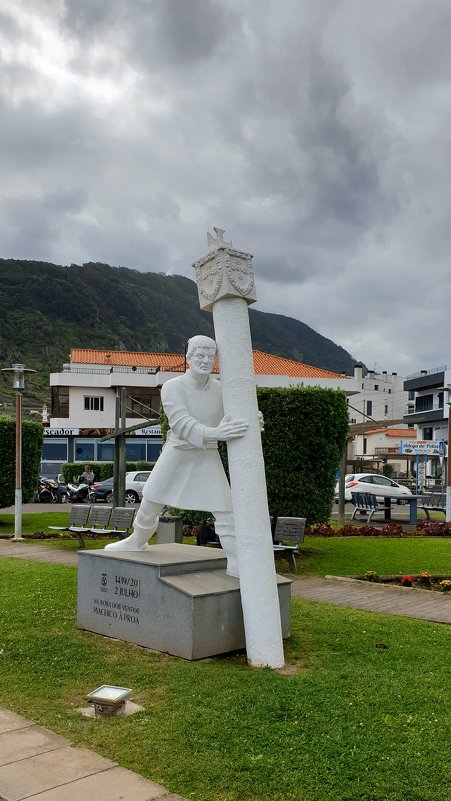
[[400, 440, 445, 456]]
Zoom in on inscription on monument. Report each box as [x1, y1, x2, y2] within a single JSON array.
[[92, 570, 142, 625]]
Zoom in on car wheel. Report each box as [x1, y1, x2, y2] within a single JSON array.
[[125, 490, 139, 504], [105, 491, 113, 504]]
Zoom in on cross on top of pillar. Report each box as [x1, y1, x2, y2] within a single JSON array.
[[207, 227, 232, 249]]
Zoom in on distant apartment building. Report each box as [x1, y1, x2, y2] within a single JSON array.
[[402, 365, 450, 481]]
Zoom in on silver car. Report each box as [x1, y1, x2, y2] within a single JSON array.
[[335, 473, 412, 502]]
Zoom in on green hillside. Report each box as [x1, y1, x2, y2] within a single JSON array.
[[0, 259, 358, 412]]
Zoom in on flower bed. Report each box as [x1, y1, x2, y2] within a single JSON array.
[[306, 520, 451, 537], [358, 570, 451, 592]]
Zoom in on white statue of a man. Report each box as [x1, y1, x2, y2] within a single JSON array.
[[105, 335, 248, 577]]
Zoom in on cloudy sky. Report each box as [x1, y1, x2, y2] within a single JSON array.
[[1, 0, 451, 375]]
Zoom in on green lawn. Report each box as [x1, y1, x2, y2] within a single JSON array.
[[298, 536, 451, 578], [0, 558, 449, 801]]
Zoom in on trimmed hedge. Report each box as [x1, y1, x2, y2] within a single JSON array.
[[61, 461, 155, 483], [258, 386, 348, 523], [0, 415, 43, 507]]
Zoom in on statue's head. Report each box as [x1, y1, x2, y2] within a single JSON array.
[[186, 335, 216, 376]]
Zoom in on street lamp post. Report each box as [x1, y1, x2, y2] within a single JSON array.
[[1, 364, 36, 540], [447, 392, 451, 523]]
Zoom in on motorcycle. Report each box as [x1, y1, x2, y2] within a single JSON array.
[[35, 477, 61, 504], [66, 481, 96, 504]]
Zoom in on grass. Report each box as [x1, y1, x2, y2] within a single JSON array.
[[297, 537, 451, 578], [0, 558, 449, 800]]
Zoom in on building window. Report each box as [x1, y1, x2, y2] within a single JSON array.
[[423, 427, 434, 441], [97, 441, 115, 461], [415, 394, 433, 413], [128, 389, 161, 419], [438, 392, 444, 409], [42, 439, 68, 462], [51, 387, 69, 418], [147, 441, 163, 461], [408, 390, 415, 401], [374, 385, 379, 391], [366, 400, 373, 417], [84, 395, 104, 411], [384, 405, 388, 415], [75, 440, 95, 462], [363, 437, 367, 454], [126, 439, 147, 461], [388, 389, 391, 394]]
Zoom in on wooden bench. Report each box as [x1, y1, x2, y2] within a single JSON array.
[[350, 492, 384, 523], [272, 516, 306, 573], [418, 492, 446, 519]]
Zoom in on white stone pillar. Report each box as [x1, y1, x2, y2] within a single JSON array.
[[193, 229, 284, 668]]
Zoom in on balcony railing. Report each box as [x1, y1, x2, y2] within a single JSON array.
[[406, 365, 447, 379], [61, 365, 161, 375], [374, 447, 400, 454]]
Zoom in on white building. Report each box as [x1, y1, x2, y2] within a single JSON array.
[[44, 347, 359, 475]]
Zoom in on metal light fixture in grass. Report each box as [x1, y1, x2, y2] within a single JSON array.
[[86, 685, 132, 717]]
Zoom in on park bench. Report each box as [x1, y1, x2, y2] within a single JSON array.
[[88, 506, 136, 540], [48, 504, 91, 547], [272, 516, 306, 573], [418, 492, 446, 519], [350, 492, 384, 523], [48, 505, 135, 548]]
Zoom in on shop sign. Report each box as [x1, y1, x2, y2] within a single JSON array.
[[44, 428, 80, 436], [400, 440, 445, 455], [135, 427, 161, 436]]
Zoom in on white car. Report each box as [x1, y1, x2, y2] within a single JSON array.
[[92, 470, 152, 504], [335, 473, 412, 503]]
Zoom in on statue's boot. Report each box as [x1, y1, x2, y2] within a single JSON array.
[[213, 512, 239, 578], [105, 499, 161, 551]]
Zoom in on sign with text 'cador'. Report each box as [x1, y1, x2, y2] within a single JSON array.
[[400, 440, 445, 455]]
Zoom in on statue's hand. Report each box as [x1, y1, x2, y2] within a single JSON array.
[[205, 415, 248, 443], [217, 415, 249, 440]]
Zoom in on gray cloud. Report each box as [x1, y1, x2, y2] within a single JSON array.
[[1, 0, 451, 373]]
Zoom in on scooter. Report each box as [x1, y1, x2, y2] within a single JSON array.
[[35, 477, 60, 504], [66, 481, 96, 504]]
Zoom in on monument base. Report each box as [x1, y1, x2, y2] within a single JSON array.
[[77, 544, 291, 660]]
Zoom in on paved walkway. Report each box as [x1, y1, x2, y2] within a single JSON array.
[[0, 708, 187, 801], [1, 538, 449, 800], [291, 576, 451, 624]]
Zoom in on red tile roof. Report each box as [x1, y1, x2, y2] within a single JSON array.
[[366, 428, 416, 437], [70, 348, 348, 379]]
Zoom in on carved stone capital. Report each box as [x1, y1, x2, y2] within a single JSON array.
[[193, 246, 256, 311]]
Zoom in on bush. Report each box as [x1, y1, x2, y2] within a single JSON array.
[[415, 520, 451, 537], [61, 462, 155, 483], [0, 415, 43, 508], [257, 386, 348, 524]]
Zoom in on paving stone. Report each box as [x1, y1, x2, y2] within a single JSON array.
[[0, 726, 69, 767], [20, 765, 173, 800], [0, 711, 33, 736], [0, 746, 116, 801]]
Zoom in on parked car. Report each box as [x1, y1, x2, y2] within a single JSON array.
[[335, 473, 413, 503], [91, 470, 152, 504]]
